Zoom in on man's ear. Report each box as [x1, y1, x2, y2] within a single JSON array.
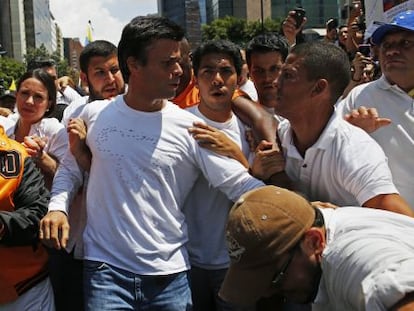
[[194, 75, 199, 89], [301, 228, 325, 260], [80, 72, 88, 86], [237, 75, 244, 87], [311, 79, 328, 97]]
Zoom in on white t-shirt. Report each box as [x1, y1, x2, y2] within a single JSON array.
[[337, 75, 414, 208], [61, 95, 89, 127], [278, 110, 398, 206], [314, 207, 414, 310], [49, 95, 264, 275], [56, 85, 81, 106], [239, 79, 258, 102], [184, 105, 251, 269]]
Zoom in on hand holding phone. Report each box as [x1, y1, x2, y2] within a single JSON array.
[[293, 7, 306, 29], [358, 44, 371, 57]]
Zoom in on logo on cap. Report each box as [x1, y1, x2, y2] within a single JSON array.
[[226, 232, 245, 262]]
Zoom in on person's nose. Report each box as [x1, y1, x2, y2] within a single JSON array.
[[173, 62, 183, 77], [212, 71, 224, 86], [264, 71, 277, 84], [25, 95, 35, 106], [272, 74, 281, 88], [106, 71, 115, 83]]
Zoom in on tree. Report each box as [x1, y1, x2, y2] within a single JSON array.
[[202, 16, 283, 47], [0, 56, 25, 90], [24, 44, 71, 77]]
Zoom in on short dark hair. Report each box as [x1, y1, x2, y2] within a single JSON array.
[[17, 69, 57, 117], [192, 40, 243, 77], [245, 33, 289, 67], [291, 41, 350, 104], [79, 40, 118, 73], [27, 57, 56, 71], [118, 16, 185, 83]]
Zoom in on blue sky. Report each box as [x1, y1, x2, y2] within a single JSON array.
[[50, 0, 158, 46]]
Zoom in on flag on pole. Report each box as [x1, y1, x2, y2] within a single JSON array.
[[8, 79, 16, 92], [85, 20, 94, 46]]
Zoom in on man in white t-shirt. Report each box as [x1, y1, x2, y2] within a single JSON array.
[[337, 10, 414, 208], [184, 39, 283, 311], [219, 186, 414, 310], [40, 16, 264, 310], [272, 41, 412, 216]]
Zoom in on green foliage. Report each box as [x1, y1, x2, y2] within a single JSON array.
[[51, 51, 70, 78], [25, 44, 49, 66], [202, 16, 283, 47], [24, 44, 70, 77], [0, 56, 25, 89]]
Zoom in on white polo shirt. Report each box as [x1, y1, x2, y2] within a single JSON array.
[[314, 207, 414, 310], [337, 75, 414, 208], [278, 110, 398, 206]]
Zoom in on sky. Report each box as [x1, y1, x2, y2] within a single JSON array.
[[49, 0, 158, 46]]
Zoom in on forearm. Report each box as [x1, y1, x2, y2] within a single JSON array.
[[265, 171, 295, 190], [232, 96, 277, 143], [49, 149, 84, 214], [72, 146, 92, 172], [363, 194, 414, 217], [1, 158, 50, 246]]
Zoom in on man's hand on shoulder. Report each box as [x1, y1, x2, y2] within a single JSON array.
[[345, 106, 391, 133]]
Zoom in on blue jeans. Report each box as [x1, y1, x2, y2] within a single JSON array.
[[189, 266, 237, 311], [83, 260, 192, 310]]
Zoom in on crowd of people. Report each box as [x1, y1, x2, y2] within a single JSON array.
[[0, 5, 413, 311]]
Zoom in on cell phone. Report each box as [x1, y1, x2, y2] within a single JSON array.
[[358, 44, 371, 57], [293, 7, 306, 28]]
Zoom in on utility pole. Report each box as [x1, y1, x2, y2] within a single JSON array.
[[261, 0, 264, 32]]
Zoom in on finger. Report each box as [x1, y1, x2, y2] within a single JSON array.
[[376, 118, 392, 130], [357, 106, 368, 117], [40, 218, 51, 241], [366, 107, 379, 118], [39, 223, 45, 240], [60, 223, 70, 249], [50, 221, 62, 249], [192, 121, 210, 130], [350, 110, 360, 118]]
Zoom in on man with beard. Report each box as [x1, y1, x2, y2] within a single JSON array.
[[41, 39, 125, 311], [61, 40, 125, 126], [219, 186, 414, 310]]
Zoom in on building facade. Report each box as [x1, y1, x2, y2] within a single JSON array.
[[271, 0, 344, 28], [0, 0, 27, 62]]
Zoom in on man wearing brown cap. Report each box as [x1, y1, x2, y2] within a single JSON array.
[[219, 186, 414, 310]]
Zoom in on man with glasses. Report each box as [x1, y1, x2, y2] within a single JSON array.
[[219, 186, 414, 310], [337, 10, 414, 209]]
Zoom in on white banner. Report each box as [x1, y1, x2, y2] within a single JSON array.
[[364, 0, 414, 39]]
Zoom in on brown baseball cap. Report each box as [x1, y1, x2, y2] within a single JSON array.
[[219, 185, 315, 306]]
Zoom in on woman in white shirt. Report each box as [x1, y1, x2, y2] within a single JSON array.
[[9, 69, 68, 189]]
